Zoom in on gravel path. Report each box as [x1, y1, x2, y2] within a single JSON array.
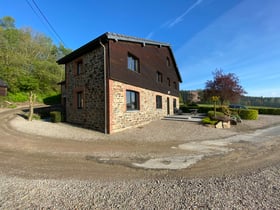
[[1, 108, 280, 209], [1, 163, 279, 209], [9, 111, 280, 142]]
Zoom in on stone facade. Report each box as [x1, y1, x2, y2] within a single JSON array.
[[108, 80, 178, 133], [58, 32, 182, 134], [65, 46, 106, 132]]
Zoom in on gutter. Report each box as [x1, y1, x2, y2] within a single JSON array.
[[99, 40, 108, 134]]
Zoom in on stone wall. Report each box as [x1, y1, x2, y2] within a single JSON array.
[[65, 46, 106, 132], [108, 79, 179, 133]]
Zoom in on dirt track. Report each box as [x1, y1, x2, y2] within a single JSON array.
[[0, 107, 280, 180]]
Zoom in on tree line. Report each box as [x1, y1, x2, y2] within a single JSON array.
[[180, 69, 280, 108], [0, 16, 71, 102]]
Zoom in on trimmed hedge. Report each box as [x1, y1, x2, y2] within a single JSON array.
[[50, 111, 62, 123], [180, 105, 213, 114], [238, 109, 258, 120], [256, 107, 280, 115]]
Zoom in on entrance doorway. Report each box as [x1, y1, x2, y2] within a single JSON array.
[[167, 97, 170, 115]]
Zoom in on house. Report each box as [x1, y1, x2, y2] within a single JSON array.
[[0, 79, 8, 96], [57, 32, 182, 134]]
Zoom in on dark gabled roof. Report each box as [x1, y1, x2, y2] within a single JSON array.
[[57, 32, 182, 82], [0, 79, 8, 87]]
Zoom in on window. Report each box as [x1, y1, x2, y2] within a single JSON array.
[[156, 71, 163, 83], [126, 90, 139, 111], [166, 57, 171, 67], [76, 60, 83, 75], [127, 54, 139, 72], [77, 91, 83, 109], [156, 95, 162, 109], [173, 81, 177, 90], [167, 77, 171, 86]]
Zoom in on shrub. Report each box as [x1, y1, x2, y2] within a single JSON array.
[[50, 111, 62, 123], [257, 107, 280, 115], [7, 92, 29, 102], [43, 94, 61, 105], [238, 109, 258, 120], [202, 117, 218, 125], [208, 111, 225, 118]]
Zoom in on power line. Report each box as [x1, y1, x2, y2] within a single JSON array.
[[25, 0, 67, 47]]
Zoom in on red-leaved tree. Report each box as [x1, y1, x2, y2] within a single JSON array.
[[204, 69, 247, 105]]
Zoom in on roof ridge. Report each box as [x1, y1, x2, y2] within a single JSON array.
[[105, 32, 170, 46]]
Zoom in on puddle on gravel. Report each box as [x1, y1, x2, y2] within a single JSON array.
[[132, 155, 204, 170]]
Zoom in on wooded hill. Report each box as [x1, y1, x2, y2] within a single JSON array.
[[0, 16, 71, 102]]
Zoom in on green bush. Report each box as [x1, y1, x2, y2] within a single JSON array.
[[257, 107, 280, 115], [202, 117, 218, 125], [7, 92, 29, 102], [179, 105, 213, 113], [50, 111, 62, 123], [238, 109, 258, 120], [207, 111, 225, 118], [43, 94, 61, 105]]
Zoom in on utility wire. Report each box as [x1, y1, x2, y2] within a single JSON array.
[[25, 0, 67, 47]]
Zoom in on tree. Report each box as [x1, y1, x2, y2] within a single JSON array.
[[204, 69, 247, 105], [0, 16, 15, 29], [0, 16, 71, 99]]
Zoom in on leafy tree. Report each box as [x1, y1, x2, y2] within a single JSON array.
[[0, 16, 15, 29], [204, 69, 247, 105], [0, 16, 72, 102]]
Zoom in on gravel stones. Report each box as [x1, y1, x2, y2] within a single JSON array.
[[1, 164, 279, 209]]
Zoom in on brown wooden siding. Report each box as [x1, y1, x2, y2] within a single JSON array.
[[108, 40, 180, 97]]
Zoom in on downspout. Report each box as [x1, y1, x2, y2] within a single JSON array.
[[99, 40, 108, 134]]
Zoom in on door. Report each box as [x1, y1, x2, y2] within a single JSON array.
[[167, 97, 170, 115], [173, 98, 177, 114]]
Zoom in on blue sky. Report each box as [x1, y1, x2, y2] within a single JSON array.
[[1, 0, 280, 97]]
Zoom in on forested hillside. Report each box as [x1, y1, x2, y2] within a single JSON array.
[[0, 16, 71, 102]]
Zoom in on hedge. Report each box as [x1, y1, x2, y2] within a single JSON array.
[[238, 109, 258, 120], [179, 105, 213, 114], [256, 108, 280, 115], [50, 111, 62, 123]]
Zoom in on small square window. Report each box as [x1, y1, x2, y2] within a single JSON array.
[[126, 90, 140, 111], [128, 54, 139, 72], [156, 71, 163, 83], [156, 95, 162, 109]]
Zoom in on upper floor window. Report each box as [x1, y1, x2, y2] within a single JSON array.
[[156, 71, 163, 83], [173, 81, 177, 90], [166, 57, 171, 67], [76, 60, 83, 75], [167, 77, 171, 86], [127, 54, 139, 72], [126, 90, 140, 111], [156, 95, 162, 109]]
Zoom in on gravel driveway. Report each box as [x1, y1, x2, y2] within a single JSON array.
[[0, 107, 280, 209]]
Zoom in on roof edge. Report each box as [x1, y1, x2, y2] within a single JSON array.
[[57, 32, 171, 64]]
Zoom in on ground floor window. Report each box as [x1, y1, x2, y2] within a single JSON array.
[[77, 91, 83, 109], [156, 95, 162, 109], [126, 90, 139, 111]]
